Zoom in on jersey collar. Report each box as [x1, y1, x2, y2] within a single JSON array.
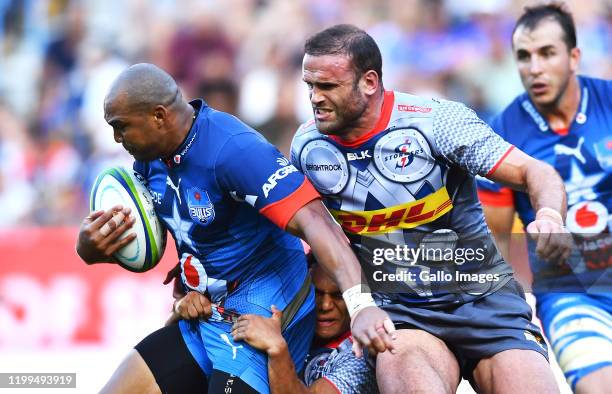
[[319, 330, 352, 349], [163, 99, 204, 168], [520, 76, 589, 133]]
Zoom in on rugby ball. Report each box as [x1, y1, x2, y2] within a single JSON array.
[[90, 166, 167, 272]]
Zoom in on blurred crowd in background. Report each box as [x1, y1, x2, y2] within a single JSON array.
[[0, 0, 610, 227]]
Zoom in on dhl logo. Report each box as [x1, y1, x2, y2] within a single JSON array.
[[330, 187, 453, 235]]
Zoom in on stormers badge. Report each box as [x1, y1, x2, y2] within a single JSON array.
[[374, 128, 434, 183], [187, 187, 215, 225]]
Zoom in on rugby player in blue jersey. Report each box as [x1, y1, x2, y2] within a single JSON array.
[[478, 3, 612, 393], [291, 24, 569, 393], [76, 63, 395, 393]]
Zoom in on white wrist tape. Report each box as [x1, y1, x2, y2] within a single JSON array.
[[536, 207, 563, 224], [342, 284, 376, 319]]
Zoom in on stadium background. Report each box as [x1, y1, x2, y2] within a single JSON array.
[[0, 0, 610, 392]]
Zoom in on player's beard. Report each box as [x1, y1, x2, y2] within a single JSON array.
[[315, 86, 368, 136]]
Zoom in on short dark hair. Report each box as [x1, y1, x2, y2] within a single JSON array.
[[305, 24, 383, 84], [513, 2, 577, 50]]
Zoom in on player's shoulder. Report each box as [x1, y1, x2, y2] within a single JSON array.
[[202, 107, 269, 153], [580, 75, 612, 91], [205, 107, 258, 139], [291, 118, 323, 151], [410, 94, 474, 121], [393, 90, 439, 109], [580, 75, 612, 106]]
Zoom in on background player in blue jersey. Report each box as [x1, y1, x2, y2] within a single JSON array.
[[76, 63, 396, 393], [477, 3, 612, 393], [291, 24, 570, 393], [232, 257, 378, 394]]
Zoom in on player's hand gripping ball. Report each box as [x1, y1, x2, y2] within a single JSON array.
[[90, 166, 167, 272]]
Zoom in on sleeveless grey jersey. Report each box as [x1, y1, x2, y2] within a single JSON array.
[[291, 91, 515, 307]]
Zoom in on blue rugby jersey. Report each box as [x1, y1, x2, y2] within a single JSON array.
[[478, 76, 612, 291], [134, 99, 320, 315]]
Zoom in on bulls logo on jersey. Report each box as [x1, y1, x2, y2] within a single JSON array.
[[187, 187, 215, 225]]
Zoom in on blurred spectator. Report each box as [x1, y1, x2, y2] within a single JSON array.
[[166, 9, 236, 98], [0, 102, 35, 227], [196, 79, 239, 115]]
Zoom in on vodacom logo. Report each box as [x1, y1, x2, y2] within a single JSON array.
[[565, 201, 609, 237]]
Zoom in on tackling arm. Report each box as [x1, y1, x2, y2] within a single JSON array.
[[286, 200, 360, 291], [232, 309, 338, 394], [286, 199, 396, 357], [267, 343, 340, 394]]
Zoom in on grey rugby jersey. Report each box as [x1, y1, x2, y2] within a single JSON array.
[[303, 334, 378, 393], [291, 91, 515, 306]]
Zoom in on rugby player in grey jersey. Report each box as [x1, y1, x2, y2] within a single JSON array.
[[290, 24, 569, 393]]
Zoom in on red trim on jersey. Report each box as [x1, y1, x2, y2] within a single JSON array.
[[552, 127, 569, 136], [478, 188, 514, 207], [259, 179, 320, 229], [321, 330, 352, 350], [486, 145, 515, 177], [322, 377, 342, 394], [330, 91, 395, 148]]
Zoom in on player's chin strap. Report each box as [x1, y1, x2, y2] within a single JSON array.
[[280, 274, 313, 332]]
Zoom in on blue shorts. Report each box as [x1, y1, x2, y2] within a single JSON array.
[[536, 292, 612, 391], [378, 279, 548, 382], [179, 287, 315, 394]]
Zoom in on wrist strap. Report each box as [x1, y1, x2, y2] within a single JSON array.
[[342, 284, 376, 319]]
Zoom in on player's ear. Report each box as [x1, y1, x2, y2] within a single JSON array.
[[153, 105, 167, 127], [360, 70, 379, 96], [569, 47, 580, 73]]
